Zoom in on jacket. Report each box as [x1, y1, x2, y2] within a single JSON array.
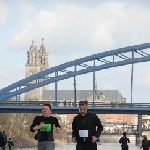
[[8, 139, 14, 146], [0, 132, 5, 147], [141, 139, 150, 150], [72, 112, 103, 143], [119, 136, 130, 148], [3, 133, 7, 144]]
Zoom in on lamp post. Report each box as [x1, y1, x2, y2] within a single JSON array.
[[74, 76, 76, 106]]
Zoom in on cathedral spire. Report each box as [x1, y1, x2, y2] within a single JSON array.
[[40, 38, 46, 53], [30, 38, 37, 51]]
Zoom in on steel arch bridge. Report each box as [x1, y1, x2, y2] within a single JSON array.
[[0, 43, 150, 101]]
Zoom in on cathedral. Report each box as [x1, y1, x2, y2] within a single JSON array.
[[24, 39, 126, 104], [24, 38, 49, 101]]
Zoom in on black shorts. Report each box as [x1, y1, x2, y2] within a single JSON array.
[[76, 142, 97, 150]]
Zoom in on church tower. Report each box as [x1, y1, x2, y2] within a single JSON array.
[[24, 38, 49, 101]]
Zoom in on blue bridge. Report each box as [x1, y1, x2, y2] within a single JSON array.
[[0, 43, 150, 114]]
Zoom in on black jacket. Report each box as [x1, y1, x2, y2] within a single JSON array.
[[72, 112, 103, 143], [30, 115, 61, 142], [0, 132, 5, 147], [119, 136, 130, 148], [141, 139, 150, 150]]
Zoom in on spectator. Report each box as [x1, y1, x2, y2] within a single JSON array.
[[7, 138, 14, 150], [0, 131, 5, 149], [140, 135, 150, 150], [2, 131, 7, 150], [119, 132, 130, 150]]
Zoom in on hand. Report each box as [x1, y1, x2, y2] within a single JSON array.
[[91, 136, 97, 143], [55, 127, 60, 133], [39, 122, 44, 129], [33, 122, 44, 130], [72, 137, 76, 143]]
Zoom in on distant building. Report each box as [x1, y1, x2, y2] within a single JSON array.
[[42, 89, 126, 103], [24, 38, 49, 101]]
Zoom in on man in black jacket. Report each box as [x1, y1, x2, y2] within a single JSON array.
[[0, 131, 5, 148], [72, 100, 103, 150], [140, 135, 150, 150], [30, 104, 61, 150]]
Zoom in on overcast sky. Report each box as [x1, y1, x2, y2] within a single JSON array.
[[1, 0, 150, 103]]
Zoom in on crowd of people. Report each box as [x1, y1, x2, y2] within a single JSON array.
[[0, 131, 14, 150], [29, 101, 150, 150], [0, 100, 149, 150]]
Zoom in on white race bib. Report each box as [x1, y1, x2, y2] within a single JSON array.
[[79, 130, 88, 137]]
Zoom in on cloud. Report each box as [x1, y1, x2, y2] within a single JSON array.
[[0, 0, 9, 26], [9, 2, 125, 54]]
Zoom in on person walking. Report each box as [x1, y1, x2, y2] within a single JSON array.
[[72, 100, 103, 150], [30, 103, 61, 150], [140, 135, 150, 150], [119, 132, 130, 150], [7, 138, 14, 150], [0, 131, 5, 149], [2, 131, 7, 150]]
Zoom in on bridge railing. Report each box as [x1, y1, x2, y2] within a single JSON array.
[[0, 101, 150, 108]]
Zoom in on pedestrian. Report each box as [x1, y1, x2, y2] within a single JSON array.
[[119, 132, 130, 150], [72, 100, 103, 150], [30, 103, 61, 150], [140, 135, 150, 150], [2, 131, 7, 150], [0, 131, 5, 149], [7, 138, 14, 150]]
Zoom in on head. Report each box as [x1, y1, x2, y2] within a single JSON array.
[[42, 104, 51, 117], [123, 132, 126, 137], [9, 138, 11, 140], [143, 135, 147, 139], [3, 131, 5, 134], [79, 100, 88, 116]]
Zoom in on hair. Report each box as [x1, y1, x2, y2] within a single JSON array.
[[143, 135, 147, 139], [3, 131, 5, 134], [43, 104, 51, 110], [123, 132, 126, 136], [79, 100, 88, 106]]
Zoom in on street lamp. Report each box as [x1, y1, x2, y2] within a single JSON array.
[[74, 76, 76, 106]]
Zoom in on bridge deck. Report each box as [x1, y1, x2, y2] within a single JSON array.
[[0, 102, 150, 114]]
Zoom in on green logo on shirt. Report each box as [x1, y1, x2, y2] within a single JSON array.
[[40, 124, 51, 132]]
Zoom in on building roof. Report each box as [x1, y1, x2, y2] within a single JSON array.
[[42, 90, 125, 101]]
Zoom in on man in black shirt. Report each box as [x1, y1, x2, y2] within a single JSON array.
[[30, 104, 61, 150], [72, 100, 103, 150], [140, 135, 150, 150], [119, 132, 130, 150]]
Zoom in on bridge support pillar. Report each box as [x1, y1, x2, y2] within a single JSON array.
[[136, 114, 142, 146]]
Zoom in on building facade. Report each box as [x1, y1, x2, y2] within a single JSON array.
[[24, 38, 49, 101]]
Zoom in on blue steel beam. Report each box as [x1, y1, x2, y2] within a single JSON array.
[[1, 43, 149, 94], [0, 105, 150, 114], [0, 43, 150, 101]]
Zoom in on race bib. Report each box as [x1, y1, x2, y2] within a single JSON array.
[[40, 124, 52, 132], [79, 130, 88, 137]]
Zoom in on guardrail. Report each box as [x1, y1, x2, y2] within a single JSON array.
[[0, 101, 150, 108]]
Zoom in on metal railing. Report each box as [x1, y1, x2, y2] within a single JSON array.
[[0, 101, 150, 108]]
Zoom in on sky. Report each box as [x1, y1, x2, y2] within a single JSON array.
[[1, 0, 150, 103]]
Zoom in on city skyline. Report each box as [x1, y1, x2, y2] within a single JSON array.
[[1, 0, 150, 102]]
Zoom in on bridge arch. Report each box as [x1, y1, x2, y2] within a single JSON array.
[[0, 43, 150, 101]]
